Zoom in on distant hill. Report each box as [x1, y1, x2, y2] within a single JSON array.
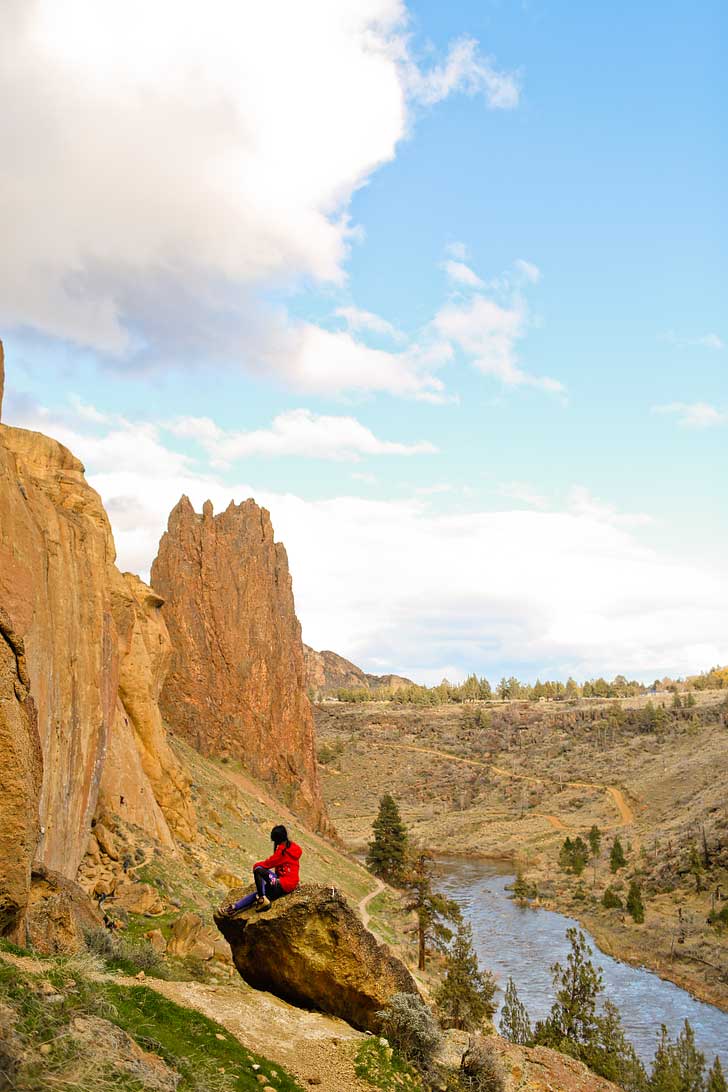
[[303, 645, 414, 697]]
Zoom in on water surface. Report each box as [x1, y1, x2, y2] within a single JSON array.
[[435, 858, 727, 1067]]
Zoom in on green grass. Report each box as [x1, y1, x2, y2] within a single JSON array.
[[0, 952, 303, 1092], [353, 1038, 423, 1090]]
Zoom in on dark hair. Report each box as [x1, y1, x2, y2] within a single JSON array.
[[271, 824, 289, 847]]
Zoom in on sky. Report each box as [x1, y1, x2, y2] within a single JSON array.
[[1, 0, 726, 685]]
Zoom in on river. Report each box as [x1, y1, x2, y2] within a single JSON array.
[[435, 858, 727, 1068]]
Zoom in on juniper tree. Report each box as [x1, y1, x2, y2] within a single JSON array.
[[588, 825, 602, 858], [587, 1000, 647, 1092], [707, 1056, 728, 1092], [533, 928, 603, 1052], [436, 919, 497, 1031], [499, 977, 533, 1046], [649, 1021, 705, 1092], [610, 835, 627, 873], [626, 881, 645, 923], [367, 794, 408, 885], [403, 852, 461, 971]]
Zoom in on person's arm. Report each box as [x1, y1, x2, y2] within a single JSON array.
[[253, 845, 284, 871]]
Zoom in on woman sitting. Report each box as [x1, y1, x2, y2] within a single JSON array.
[[222, 824, 302, 914]]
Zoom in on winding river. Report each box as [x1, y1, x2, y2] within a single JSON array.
[[435, 858, 727, 1068]]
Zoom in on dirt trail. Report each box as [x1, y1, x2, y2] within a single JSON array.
[[382, 741, 635, 829], [358, 876, 385, 931]]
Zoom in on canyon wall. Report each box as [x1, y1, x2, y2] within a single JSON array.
[[304, 644, 413, 696], [151, 496, 328, 832], [0, 344, 195, 905]]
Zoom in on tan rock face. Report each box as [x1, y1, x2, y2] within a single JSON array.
[[151, 496, 327, 831], [215, 884, 418, 1032], [0, 607, 42, 939], [25, 866, 103, 955], [304, 644, 414, 697]]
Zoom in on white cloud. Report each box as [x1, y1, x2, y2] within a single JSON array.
[[0, 0, 519, 392], [335, 306, 402, 340], [434, 294, 564, 394], [514, 259, 541, 284], [8, 396, 728, 683], [497, 481, 548, 509], [167, 408, 438, 463], [406, 36, 520, 110], [445, 241, 469, 261], [442, 260, 485, 289], [652, 402, 727, 429], [660, 331, 724, 351]]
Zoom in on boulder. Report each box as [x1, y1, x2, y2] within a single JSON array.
[[151, 496, 329, 832], [25, 867, 103, 954], [109, 882, 165, 916], [145, 929, 167, 954], [166, 911, 214, 959], [69, 1016, 179, 1091], [214, 884, 419, 1032]]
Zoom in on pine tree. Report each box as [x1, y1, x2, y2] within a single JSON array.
[[499, 977, 533, 1045], [626, 881, 645, 923], [602, 885, 623, 909], [610, 835, 627, 873], [588, 825, 602, 858], [587, 1000, 647, 1092], [435, 919, 497, 1031], [367, 794, 408, 885], [533, 928, 603, 1051], [403, 852, 460, 971], [707, 1056, 728, 1092], [649, 1025, 681, 1092], [673, 1020, 706, 1092]]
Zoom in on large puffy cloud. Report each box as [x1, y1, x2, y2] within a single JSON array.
[[1, 0, 518, 385], [9, 395, 728, 684]]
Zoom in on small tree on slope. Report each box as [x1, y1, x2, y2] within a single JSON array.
[[610, 835, 627, 873], [708, 1056, 728, 1092], [403, 852, 460, 971], [367, 794, 408, 885], [499, 977, 533, 1046], [435, 919, 497, 1031]]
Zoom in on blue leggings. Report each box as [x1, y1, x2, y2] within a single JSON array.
[[231, 867, 285, 912]]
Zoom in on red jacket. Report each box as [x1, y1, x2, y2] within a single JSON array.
[[254, 841, 302, 893]]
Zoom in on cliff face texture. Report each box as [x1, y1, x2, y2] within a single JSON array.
[[0, 606, 42, 939], [151, 496, 328, 832], [0, 346, 196, 901]]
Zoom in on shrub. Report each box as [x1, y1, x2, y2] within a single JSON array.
[[376, 993, 442, 1072], [84, 927, 166, 977], [602, 886, 623, 910], [460, 1036, 506, 1092]]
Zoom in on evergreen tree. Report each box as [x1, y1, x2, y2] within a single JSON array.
[[707, 1056, 728, 1092], [587, 1000, 647, 1092], [588, 825, 602, 858], [435, 919, 497, 1031], [533, 928, 603, 1052], [367, 794, 408, 885], [610, 835, 627, 873], [602, 885, 623, 910], [649, 1025, 681, 1092], [626, 881, 645, 923], [673, 1020, 706, 1092], [403, 852, 460, 970], [499, 977, 533, 1046]]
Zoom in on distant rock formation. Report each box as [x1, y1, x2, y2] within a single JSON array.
[[304, 644, 414, 697], [151, 496, 328, 832], [215, 884, 418, 1031], [0, 343, 196, 911]]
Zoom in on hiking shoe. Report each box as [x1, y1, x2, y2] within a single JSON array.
[[255, 896, 271, 912]]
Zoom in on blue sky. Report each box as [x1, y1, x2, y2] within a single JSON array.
[[2, 0, 726, 683]]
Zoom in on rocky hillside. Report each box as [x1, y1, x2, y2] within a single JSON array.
[[304, 644, 413, 697], [152, 496, 327, 832]]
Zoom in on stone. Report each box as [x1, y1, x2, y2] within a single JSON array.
[[304, 644, 414, 697], [0, 606, 42, 941], [25, 867, 103, 954], [145, 929, 167, 954], [109, 882, 165, 916], [215, 884, 418, 1032], [166, 911, 206, 957], [214, 868, 243, 890], [151, 496, 328, 832], [94, 823, 119, 861], [0, 340, 4, 420]]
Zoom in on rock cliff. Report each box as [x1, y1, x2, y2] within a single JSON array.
[[304, 644, 414, 697], [215, 884, 418, 1031], [151, 496, 328, 832], [0, 607, 42, 940], [0, 344, 195, 906]]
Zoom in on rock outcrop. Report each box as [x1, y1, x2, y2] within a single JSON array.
[[304, 645, 413, 697], [0, 344, 195, 893], [151, 497, 327, 831], [25, 866, 103, 955], [215, 884, 418, 1031], [0, 607, 42, 940]]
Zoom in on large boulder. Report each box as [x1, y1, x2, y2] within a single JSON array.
[[25, 867, 103, 954], [214, 883, 418, 1031]]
